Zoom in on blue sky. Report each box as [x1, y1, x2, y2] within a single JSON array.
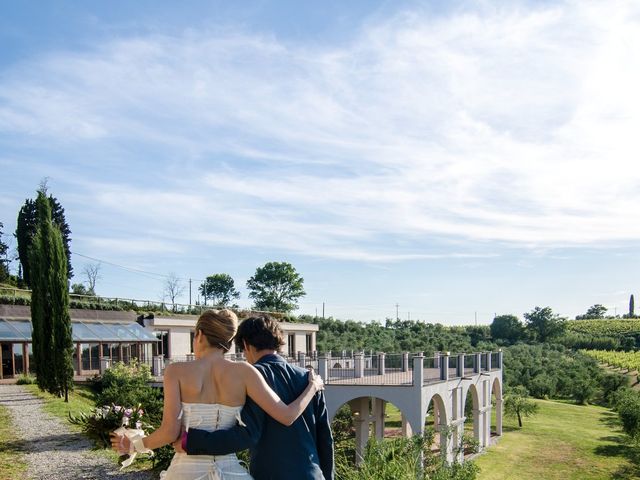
[[1, 0, 640, 324]]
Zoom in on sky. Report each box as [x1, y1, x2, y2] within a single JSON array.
[[1, 0, 640, 325]]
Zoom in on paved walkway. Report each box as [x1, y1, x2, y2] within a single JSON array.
[[0, 385, 156, 480]]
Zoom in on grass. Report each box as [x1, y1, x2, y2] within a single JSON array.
[[0, 404, 28, 480], [474, 399, 640, 480], [22, 384, 156, 472], [23, 384, 96, 430]]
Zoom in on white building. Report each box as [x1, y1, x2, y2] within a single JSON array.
[[142, 313, 319, 360]]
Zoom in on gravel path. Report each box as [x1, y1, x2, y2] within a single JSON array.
[[0, 385, 157, 480]]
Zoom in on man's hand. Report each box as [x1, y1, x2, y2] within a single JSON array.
[[110, 432, 131, 455], [171, 428, 187, 453], [308, 369, 325, 392]]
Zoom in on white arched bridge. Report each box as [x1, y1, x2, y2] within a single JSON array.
[[301, 350, 503, 464]]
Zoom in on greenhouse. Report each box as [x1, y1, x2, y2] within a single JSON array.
[[0, 318, 159, 379]]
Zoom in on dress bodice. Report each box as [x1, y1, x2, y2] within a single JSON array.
[[159, 402, 252, 479], [181, 402, 244, 432]]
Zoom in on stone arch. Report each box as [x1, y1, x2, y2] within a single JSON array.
[[423, 392, 449, 458], [328, 394, 416, 466], [462, 383, 481, 453], [491, 376, 503, 437]]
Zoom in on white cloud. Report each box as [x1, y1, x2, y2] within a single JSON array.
[[2, 0, 640, 261]]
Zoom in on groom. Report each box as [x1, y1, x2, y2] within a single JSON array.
[[175, 314, 334, 480]]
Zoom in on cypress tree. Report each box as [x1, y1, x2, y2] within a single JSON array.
[[630, 294, 635, 318], [29, 190, 74, 400], [16, 195, 72, 287]]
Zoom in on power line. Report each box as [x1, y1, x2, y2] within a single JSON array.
[[71, 251, 206, 284]]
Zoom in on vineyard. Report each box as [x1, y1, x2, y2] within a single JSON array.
[[582, 349, 640, 372], [566, 319, 640, 337]]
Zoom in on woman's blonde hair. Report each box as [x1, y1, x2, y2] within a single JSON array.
[[195, 309, 238, 352]]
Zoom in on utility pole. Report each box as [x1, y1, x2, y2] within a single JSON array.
[[322, 302, 325, 320], [189, 278, 192, 305], [475, 311, 477, 326], [396, 303, 399, 321]]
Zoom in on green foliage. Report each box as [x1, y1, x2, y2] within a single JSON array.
[[335, 433, 478, 480], [315, 317, 492, 354], [15, 373, 36, 385], [524, 306, 566, 343], [504, 385, 538, 427], [93, 361, 163, 425], [630, 294, 635, 318], [582, 350, 640, 373], [490, 315, 526, 344], [576, 304, 608, 320], [16, 194, 72, 287], [71, 283, 90, 295], [556, 331, 620, 351], [613, 389, 640, 443], [246, 261, 305, 312], [29, 189, 74, 399], [0, 221, 10, 283], [68, 404, 151, 448], [566, 319, 640, 340], [199, 273, 240, 306], [502, 344, 601, 404]]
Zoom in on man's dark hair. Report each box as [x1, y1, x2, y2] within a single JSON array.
[[235, 315, 285, 351]]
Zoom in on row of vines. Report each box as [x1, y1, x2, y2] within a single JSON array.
[[582, 349, 640, 372]]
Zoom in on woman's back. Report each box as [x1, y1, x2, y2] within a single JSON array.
[[171, 357, 248, 407]]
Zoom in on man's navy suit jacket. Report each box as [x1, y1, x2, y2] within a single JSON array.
[[185, 354, 334, 480]]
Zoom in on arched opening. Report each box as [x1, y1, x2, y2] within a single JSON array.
[[491, 378, 503, 439], [462, 384, 481, 457], [332, 362, 342, 368], [329, 396, 412, 467], [424, 393, 447, 457]]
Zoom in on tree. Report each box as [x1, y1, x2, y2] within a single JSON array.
[[490, 314, 526, 344], [199, 273, 240, 307], [82, 262, 101, 295], [614, 389, 640, 443], [70, 283, 89, 295], [576, 304, 607, 319], [629, 294, 635, 318], [247, 262, 305, 313], [504, 386, 538, 427], [162, 272, 185, 311], [524, 306, 566, 343], [16, 194, 72, 287], [29, 189, 74, 401], [0, 221, 10, 283]]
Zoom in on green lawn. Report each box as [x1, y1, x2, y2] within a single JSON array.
[[23, 384, 96, 430], [475, 399, 639, 480], [0, 404, 28, 480]]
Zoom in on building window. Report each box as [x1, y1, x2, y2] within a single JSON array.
[[153, 330, 170, 358], [306, 334, 312, 354], [288, 334, 295, 357], [190, 331, 195, 354]]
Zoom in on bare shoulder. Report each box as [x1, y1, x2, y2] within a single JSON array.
[[226, 360, 254, 377], [163, 361, 191, 378]]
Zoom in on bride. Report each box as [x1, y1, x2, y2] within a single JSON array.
[[111, 309, 323, 479]]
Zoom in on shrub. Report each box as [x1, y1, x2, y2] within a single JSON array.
[[614, 388, 640, 443], [94, 361, 163, 424], [16, 373, 36, 385]]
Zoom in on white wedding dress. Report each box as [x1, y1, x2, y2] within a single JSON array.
[[160, 403, 254, 480]]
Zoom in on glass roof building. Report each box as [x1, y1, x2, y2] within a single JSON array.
[[0, 308, 159, 380]]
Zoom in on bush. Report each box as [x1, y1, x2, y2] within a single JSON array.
[[613, 388, 640, 443], [16, 373, 36, 385], [94, 361, 163, 424]]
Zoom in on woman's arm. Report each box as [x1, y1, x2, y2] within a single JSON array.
[[242, 364, 323, 426], [111, 363, 182, 454], [141, 363, 183, 449]]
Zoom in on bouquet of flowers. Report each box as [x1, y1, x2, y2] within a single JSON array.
[[69, 403, 153, 449]]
